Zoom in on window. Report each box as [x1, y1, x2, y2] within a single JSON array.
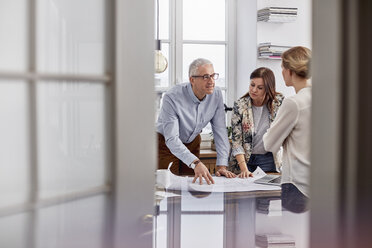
[[155, 0, 236, 124]]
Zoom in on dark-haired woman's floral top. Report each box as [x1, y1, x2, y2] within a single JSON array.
[[228, 93, 285, 174]]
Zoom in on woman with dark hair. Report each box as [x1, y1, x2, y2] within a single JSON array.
[[217, 67, 284, 178]]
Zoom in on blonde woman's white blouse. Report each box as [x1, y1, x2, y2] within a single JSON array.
[[263, 87, 311, 197]]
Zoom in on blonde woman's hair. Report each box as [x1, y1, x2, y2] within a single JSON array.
[[281, 46, 311, 79]]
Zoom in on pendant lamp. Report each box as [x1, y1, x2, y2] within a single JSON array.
[[155, 0, 168, 73]]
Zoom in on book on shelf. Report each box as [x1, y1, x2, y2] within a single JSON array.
[[258, 56, 282, 60], [258, 16, 297, 23], [257, 7, 298, 23], [258, 14, 297, 19], [260, 7, 298, 10], [262, 52, 285, 56], [256, 233, 296, 248], [258, 9, 297, 14], [259, 52, 282, 56], [259, 48, 289, 53], [257, 10, 297, 16], [258, 43, 292, 59], [258, 11, 297, 15], [258, 42, 292, 48], [258, 7, 298, 12]]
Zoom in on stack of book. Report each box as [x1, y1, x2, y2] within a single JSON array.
[[258, 43, 291, 59], [257, 7, 298, 23], [256, 197, 282, 216], [256, 233, 296, 248]]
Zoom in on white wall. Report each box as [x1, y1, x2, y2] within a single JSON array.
[[236, 0, 257, 98], [236, 0, 312, 98]]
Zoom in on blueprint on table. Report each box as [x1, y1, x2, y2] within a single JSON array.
[[167, 167, 281, 192]]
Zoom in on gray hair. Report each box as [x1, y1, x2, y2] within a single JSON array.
[[188, 58, 213, 77]]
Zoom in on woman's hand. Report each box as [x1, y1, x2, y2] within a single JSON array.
[[215, 166, 236, 178], [237, 168, 253, 178]]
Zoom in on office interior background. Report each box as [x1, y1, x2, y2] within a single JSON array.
[[0, 0, 371, 248]]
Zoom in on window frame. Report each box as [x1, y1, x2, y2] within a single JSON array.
[[155, 0, 236, 110]]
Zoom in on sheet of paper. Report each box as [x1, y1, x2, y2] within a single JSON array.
[[155, 191, 180, 198], [167, 167, 280, 192]]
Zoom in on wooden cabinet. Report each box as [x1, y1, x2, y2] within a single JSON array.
[[200, 149, 217, 174], [177, 149, 217, 176]]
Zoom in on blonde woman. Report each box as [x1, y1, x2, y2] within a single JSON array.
[[263, 46, 312, 212]]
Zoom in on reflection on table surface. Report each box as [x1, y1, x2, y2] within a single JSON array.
[[154, 187, 309, 248], [0, 187, 308, 248]]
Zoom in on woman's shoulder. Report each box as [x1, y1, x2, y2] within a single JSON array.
[[234, 96, 251, 109], [236, 95, 250, 104], [232, 96, 251, 116], [271, 92, 285, 112], [275, 92, 285, 102]]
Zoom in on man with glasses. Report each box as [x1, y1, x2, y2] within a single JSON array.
[[157, 58, 235, 185]]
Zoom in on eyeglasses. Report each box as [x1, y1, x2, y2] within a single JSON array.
[[192, 73, 219, 81]]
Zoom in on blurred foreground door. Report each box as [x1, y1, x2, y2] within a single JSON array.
[[0, 0, 155, 247], [114, 0, 156, 248]]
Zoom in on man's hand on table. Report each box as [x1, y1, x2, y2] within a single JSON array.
[[192, 162, 215, 185]]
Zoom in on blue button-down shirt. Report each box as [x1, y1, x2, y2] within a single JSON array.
[[156, 83, 230, 167]]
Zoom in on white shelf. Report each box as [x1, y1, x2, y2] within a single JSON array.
[[258, 56, 282, 60], [257, 19, 296, 23]]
